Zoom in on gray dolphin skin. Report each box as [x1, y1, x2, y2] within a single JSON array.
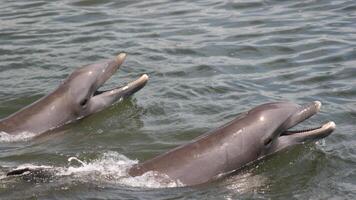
[[128, 101, 335, 186], [0, 53, 148, 136], [5, 101, 335, 187]]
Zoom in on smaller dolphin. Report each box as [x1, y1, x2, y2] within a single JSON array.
[[0, 53, 148, 136], [128, 101, 335, 186]]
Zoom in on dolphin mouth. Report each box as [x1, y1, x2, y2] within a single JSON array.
[[281, 121, 335, 140], [280, 101, 336, 141], [93, 74, 149, 98], [92, 53, 149, 100]]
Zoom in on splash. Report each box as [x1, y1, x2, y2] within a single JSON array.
[[0, 131, 37, 142], [8, 164, 53, 172], [6, 151, 183, 188], [58, 151, 184, 188]]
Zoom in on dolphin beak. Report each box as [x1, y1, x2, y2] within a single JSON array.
[[283, 121, 335, 142], [87, 53, 149, 113], [115, 53, 127, 64], [283, 101, 322, 129], [93, 52, 149, 99], [93, 74, 149, 100], [92, 53, 128, 88], [280, 101, 336, 143]]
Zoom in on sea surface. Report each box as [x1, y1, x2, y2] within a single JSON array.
[[0, 0, 355, 199]]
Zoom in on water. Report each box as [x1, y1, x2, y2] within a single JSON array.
[[0, 0, 355, 199]]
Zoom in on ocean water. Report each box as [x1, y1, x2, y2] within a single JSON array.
[[0, 0, 355, 199]]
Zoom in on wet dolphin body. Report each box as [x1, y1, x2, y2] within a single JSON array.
[[6, 102, 335, 187], [128, 101, 335, 186], [0, 53, 148, 136]]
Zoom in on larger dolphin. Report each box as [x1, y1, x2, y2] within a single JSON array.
[[6, 101, 335, 187], [0, 53, 148, 136], [128, 101, 335, 186]]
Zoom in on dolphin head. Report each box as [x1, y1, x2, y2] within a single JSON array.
[[0, 53, 148, 135], [242, 101, 335, 158], [61, 53, 148, 119]]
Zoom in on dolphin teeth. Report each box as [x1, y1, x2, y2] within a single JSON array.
[[282, 121, 336, 136], [290, 126, 322, 133], [282, 127, 321, 135]]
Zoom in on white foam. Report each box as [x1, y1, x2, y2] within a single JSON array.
[[12, 164, 53, 170], [55, 151, 183, 188], [4, 151, 182, 188], [224, 172, 268, 194], [0, 131, 38, 142]]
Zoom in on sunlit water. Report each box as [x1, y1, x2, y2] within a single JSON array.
[[0, 0, 355, 199]]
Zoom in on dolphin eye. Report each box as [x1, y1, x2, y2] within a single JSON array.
[[80, 98, 88, 107], [264, 137, 273, 147]]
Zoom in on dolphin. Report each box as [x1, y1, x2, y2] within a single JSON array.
[[0, 53, 148, 136], [6, 101, 335, 187], [128, 101, 335, 186]]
